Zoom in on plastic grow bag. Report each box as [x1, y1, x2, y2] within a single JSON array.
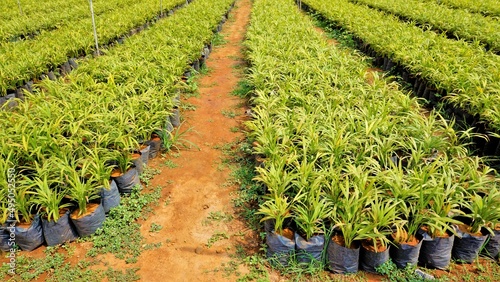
[[482, 229, 500, 259], [266, 230, 295, 267], [170, 108, 181, 127], [295, 233, 324, 263], [452, 229, 487, 263], [100, 180, 121, 213], [131, 154, 144, 175], [147, 138, 161, 159], [419, 231, 454, 269], [41, 210, 78, 246], [360, 245, 390, 273], [165, 120, 174, 133], [140, 145, 150, 166], [264, 219, 274, 233], [114, 168, 141, 194], [14, 215, 44, 251], [327, 238, 360, 274], [70, 203, 106, 237], [0, 225, 11, 251], [390, 239, 423, 269]]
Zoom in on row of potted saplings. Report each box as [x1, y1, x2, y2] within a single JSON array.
[[0, 111, 180, 252], [262, 190, 500, 274]]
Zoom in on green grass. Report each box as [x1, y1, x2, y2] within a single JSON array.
[[180, 102, 197, 111], [232, 80, 253, 98], [212, 32, 227, 46], [161, 159, 178, 168], [376, 260, 435, 282], [221, 109, 239, 118], [87, 185, 162, 263], [164, 196, 172, 206], [203, 211, 234, 226], [199, 63, 211, 75], [182, 74, 200, 98], [206, 231, 230, 248], [310, 12, 357, 49], [139, 167, 161, 186], [169, 152, 181, 158], [143, 242, 163, 250], [149, 223, 163, 233]]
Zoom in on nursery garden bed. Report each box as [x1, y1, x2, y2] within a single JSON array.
[[0, 0, 146, 42], [349, 0, 500, 53], [247, 0, 500, 277], [0, 0, 188, 97], [301, 0, 500, 168]]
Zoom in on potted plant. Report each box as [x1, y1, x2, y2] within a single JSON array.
[[10, 177, 45, 251], [139, 143, 151, 166], [390, 198, 430, 268], [483, 221, 500, 259], [84, 146, 120, 213], [359, 194, 402, 273], [111, 150, 141, 194], [327, 180, 371, 274], [29, 173, 78, 246], [147, 132, 162, 159], [453, 189, 500, 263], [256, 159, 304, 266], [384, 170, 433, 269], [418, 176, 462, 270], [130, 150, 144, 175], [65, 163, 106, 237], [293, 186, 330, 264], [258, 193, 298, 267]]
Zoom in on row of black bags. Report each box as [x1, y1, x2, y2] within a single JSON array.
[[0, 140, 157, 252], [266, 224, 500, 274]]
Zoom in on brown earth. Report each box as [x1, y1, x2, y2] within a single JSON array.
[[391, 232, 420, 247], [129, 0, 258, 280], [361, 239, 388, 253], [365, 67, 384, 86], [70, 203, 101, 220]]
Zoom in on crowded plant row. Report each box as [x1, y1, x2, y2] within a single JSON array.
[[0, 0, 143, 42], [246, 0, 500, 273], [0, 0, 234, 251], [350, 0, 500, 52], [0, 0, 80, 22], [0, 0, 186, 96], [420, 0, 500, 17], [303, 0, 500, 132]]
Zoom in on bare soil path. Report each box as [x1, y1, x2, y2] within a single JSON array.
[[133, 0, 257, 280]]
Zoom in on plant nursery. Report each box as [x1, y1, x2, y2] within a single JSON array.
[[0, 0, 499, 281]]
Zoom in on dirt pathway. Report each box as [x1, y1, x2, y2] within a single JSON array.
[[133, 0, 255, 280]]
